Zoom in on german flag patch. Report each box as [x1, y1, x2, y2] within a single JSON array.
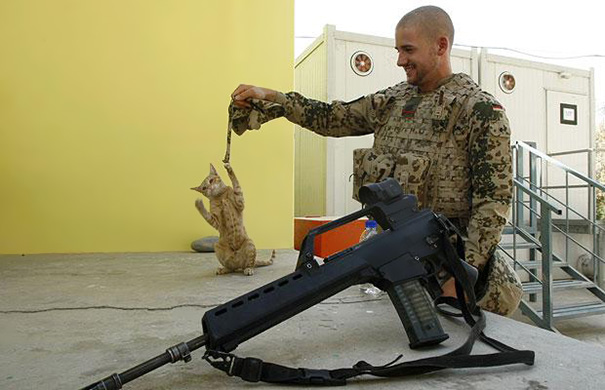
[[401, 96, 422, 122]]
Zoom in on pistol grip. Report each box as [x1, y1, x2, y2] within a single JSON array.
[[387, 279, 449, 349]]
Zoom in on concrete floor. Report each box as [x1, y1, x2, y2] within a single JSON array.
[[1, 250, 604, 390]]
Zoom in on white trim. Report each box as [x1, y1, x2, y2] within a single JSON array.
[[478, 48, 488, 87], [295, 35, 326, 68], [334, 30, 395, 48], [484, 52, 591, 77], [589, 67, 596, 178], [470, 48, 480, 83], [325, 25, 337, 216]]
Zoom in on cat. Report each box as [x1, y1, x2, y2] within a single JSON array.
[[191, 163, 274, 275]]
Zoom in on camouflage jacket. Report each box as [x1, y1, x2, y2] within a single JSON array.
[[230, 73, 513, 270]]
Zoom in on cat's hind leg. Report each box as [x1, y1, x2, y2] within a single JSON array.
[[214, 240, 236, 275], [255, 249, 275, 267], [237, 239, 257, 276]]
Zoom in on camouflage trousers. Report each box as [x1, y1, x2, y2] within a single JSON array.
[[477, 251, 523, 316]]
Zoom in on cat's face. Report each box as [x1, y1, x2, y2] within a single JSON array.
[[191, 164, 227, 198]]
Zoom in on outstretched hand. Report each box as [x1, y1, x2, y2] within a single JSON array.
[[231, 84, 277, 108]]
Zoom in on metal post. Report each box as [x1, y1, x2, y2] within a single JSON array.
[[595, 240, 605, 297], [511, 145, 518, 268], [565, 172, 570, 267], [516, 144, 525, 229], [528, 147, 538, 302], [540, 206, 554, 330], [593, 185, 599, 286], [529, 145, 538, 230], [588, 150, 593, 216]]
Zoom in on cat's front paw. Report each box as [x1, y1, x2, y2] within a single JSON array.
[[195, 198, 206, 211], [243, 267, 254, 276], [223, 163, 233, 173]]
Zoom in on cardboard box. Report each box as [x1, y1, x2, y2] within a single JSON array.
[[294, 216, 368, 258]]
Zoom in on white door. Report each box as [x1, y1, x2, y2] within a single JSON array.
[[545, 90, 590, 219]]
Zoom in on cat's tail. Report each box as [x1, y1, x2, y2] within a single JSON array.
[[255, 249, 276, 267]]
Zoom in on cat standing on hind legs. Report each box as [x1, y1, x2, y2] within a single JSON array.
[[191, 163, 274, 275]]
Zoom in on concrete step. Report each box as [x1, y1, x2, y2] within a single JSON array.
[[502, 226, 538, 235], [516, 260, 569, 269], [522, 279, 595, 294], [499, 241, 540, 250], [538, 302, 605, 320]]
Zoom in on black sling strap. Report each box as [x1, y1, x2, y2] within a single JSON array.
[[203, 232, 535, 386]]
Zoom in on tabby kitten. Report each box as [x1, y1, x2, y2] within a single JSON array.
[[191, 163, 274, 275]]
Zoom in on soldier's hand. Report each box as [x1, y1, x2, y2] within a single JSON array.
[[441, 277, 470, 302], [231, 84, 277, 108], [441, 277, 457, 298]]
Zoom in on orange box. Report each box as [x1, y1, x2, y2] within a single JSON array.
[[294, 216, 368, 258]]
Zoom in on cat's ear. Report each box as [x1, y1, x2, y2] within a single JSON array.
[[209, 163, 218, 176]]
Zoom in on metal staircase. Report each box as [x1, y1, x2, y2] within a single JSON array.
[[498, 141, 605, 330]]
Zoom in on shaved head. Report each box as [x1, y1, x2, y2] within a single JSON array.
[[396, 6, 454, 50]]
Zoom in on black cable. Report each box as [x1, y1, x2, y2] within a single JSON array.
[[454, 43, 605, 60], [294, 35, 605, 60], [0, 303, 216, 314], [0, 295, 385, 314]]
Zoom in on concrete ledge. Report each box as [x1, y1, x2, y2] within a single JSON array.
[[1, 251, 604, 389]]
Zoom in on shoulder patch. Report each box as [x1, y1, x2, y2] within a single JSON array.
[[492, 103, 504, 112], [473, 101, 504, 121]]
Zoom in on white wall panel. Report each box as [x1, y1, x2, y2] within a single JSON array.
[[294, 40, 328, 217]]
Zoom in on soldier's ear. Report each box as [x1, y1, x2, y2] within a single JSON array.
[[437, 36, 449, 56]]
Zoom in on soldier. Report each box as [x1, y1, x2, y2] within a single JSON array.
[[229, 6, 522, 316]]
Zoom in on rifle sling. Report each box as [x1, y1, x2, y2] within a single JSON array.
[[203, 233, 535, 386]]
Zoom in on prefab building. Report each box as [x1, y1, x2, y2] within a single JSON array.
[[479, 51, 596, 217], [294, 25, 596, 219]]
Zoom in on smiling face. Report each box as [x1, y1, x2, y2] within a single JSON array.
[[395, 25, 442, 92], [395, 21, 453, 93]]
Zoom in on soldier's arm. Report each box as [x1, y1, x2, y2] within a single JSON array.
[[281, 91, 398, 137], [230, 84, 396, 137], [464, 97, 513, 270]]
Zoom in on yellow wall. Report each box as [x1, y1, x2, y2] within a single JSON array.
[[0, 0, 294, 254]]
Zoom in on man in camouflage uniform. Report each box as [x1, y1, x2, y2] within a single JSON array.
[[229, 6, 522, 316]]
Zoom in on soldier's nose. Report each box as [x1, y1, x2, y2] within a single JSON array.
[[397, 54, 407, 67]]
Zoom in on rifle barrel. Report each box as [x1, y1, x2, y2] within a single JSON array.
[[81, 335, 207, 390]]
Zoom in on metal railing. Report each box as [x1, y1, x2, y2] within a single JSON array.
[[502, 141, 605, 330]]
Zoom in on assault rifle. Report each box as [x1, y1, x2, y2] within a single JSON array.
[[82, 178, 533, 389]]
